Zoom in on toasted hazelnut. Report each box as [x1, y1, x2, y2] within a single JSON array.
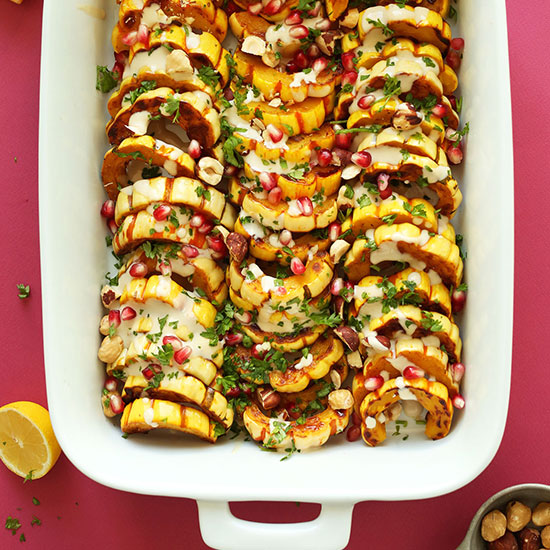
[[340, 8, 359, 28], [533, 503, 550, 526], [101, 284, 117, 307], [98, 335, 124, 364], [226, 232, 248, 263], [333, 296, 345, 317], [257, 388, 280, 410], [341, 164, 362, 180], [165, 50, 193, 76], [337, 184, 355, 208], [518, 528, 541, 550], [328, 389, 354, 410], [250, 117, 266, 132], [386, 402, 402, 422], [489, 531, 519, 550], [267, 98, 282, 108], [101, 392, 117, 418], [334, 326, 360, 351], [392, 102, 422, 131], [197, 157, 224, 186], [99, 315, 110, 336], [315, 31, 342, 56], [242, 35, 267, 56], [329, 239, 351, 264], [482, 510, 508, 542], [261, 48, 280, 68], [330, 369, 342, 389], [507, 501, 532, 532], [541, 525, 550, 548], [346, 350, 363, 369]]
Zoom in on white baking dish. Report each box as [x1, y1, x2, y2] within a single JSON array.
[[39, 1, 514, 549]]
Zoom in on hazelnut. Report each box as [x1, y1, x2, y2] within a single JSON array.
[[386, 402, 402, 422], [346, 350, 363, 369], [197, 157, 224, 186], [482, 510, 508, 542], [329, 239, 351, 264], [334, 326, 360, 351], [337, 185, 355, 209], [242, 35, 267, 57], [256, 388, 280, 411], [507, 501, 532, 532], [533, 503, 550, 526], [328, 389, 354, 410], [226, 232, 248, 264], [392, 102, 422, 131], [330, 369, 342, 389], [101, 284, 117, 307], [333, 296, 345, 317], [261, 49, 280, 68], [541, 525, 550, 548], [340, 8, 359, 28], [165, 50, 193, 76], [315, 30, 342, 56], [341, 164, 362, 180], [489, 531, 519, 550], [98, 335, 124, 364], [518, 528, 541, 550], [99, 315, 110, 336]]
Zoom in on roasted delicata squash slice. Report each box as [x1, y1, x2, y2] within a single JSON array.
[[361, 338, 459, 397], [230, 0, 299, 22], [343, 222, 463, 287], [122, 374, 234, 428], [234, 215, 330, 265], [357, 5, 452, 55], [359, 377, 453, 445], [234, 49, 341, 104], [102, 135, 196, 200], [106, 88, 220, 149], [269, 334, 345, 393], [121, 398, 223, 442], [374, 0, 450, 17], [114, 0, 228, 46], [243, 403, 350, 450], [351, 267, 452, 320]]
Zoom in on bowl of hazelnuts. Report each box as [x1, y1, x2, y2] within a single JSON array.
[[457, 484, 550, 550]]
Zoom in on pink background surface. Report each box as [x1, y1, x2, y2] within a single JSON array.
[[0, 0, 548, 548]]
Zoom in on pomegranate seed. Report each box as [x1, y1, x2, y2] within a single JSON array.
[[364, 376, 384, 392], [446, 50, 461, 71], [242, 386, 253, 396], [293, 51, 309, 69], [346, 425, 361, 442], [266, 124, 284, 143], [317, 148, 333, 167], [285, 11, 303, 25], [114, 51, 126, 64], [247, 1, 263, 14], [334, 126, 352, 149], [351, 151, 372, 168], [225, 0, 239, 15], [275, 286, 287, 296], [198, 220, 214, 234], [306, 44, 320, 58], [290, 257, 306, 275], [307, 1, 320, 16], [331, 277, 344, 296], [224, 164, 238, 177], [174, 346, 192, 364], [224, 88, 234, 101], [122, 31, 137, 46], [101, 199, 115, 219], [451, 288, 467, 312], [109, 394, 125, 414], [188, 140, 202, 159], [267, 186, 282, 204], [357, 94, 375, 110], [377, 173, 392, 199], [207, 235, 226, 253], [182, 245, 199, 258], [450, 37, 465, 51], [142, 366, 155, 380], [341, 52, 356, 72], [352, 411, 361, 426], [263, 0, 282, 15], [260, 172, 278, 191], [452, 362, 466, 383], [312, 57, 329, 73], [235, 311, 252, 324], [328, 222, 342, 241], [279, 229, 293, 246], [448, 95, 457, 110], [108, 218, 118, 234], [225, 333, 243, 346], [190, 213, 206, 228], [342, 70, 358, 86], [287, 406, 301, 420], [109, 310, 121, 327], [159, 260, 172, 276], [286, 60, 299, 73], [297, 196, 314, 216], [432, 103, 447, 118], [162, 335, 183, 351], [289, 25, 309, 39], [375, 335, 391, 349], [452, 394, 466, 409], [447, 145, 464, 165], [121, 306, 137, 321], [112, 62, 124, 81], [226, 386, 241, 398], [129, 262, 148, 277], [251, 344, 266, 359], [137, 24, 149, 45], [153, 204, 171, 221], [104, 377, 118, 392], [403, 366, 425, 380], [314, 19, 331, 31]]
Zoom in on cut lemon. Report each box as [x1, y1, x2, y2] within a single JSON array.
[[0, 401, 61, 480]]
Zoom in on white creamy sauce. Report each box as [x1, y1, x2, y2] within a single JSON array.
[[365, 416, 377, 429], [370, 242, 427, 271], [143, 406, 159, 428], [126, 110, 151, 135], [294, 353, 313, 370]]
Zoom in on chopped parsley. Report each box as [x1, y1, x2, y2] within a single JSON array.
[[16, 284, 30, 299], [95, 65, 118, 93]]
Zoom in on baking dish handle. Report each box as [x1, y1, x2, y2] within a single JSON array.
[[197, 500, 355, 550]]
